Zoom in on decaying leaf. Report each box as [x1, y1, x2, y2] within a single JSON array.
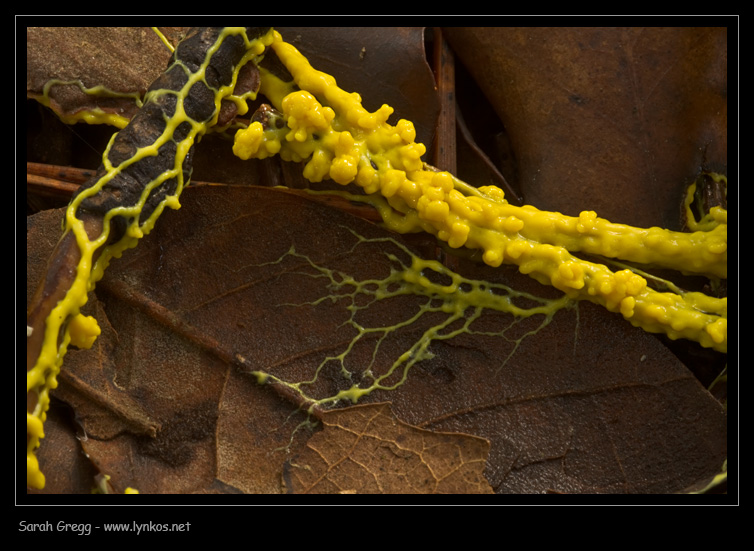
[[26, 27, 184, 124], [25, 26, 728, 495], [445, 27, 727, 229], [283, 402, 493, 494], [27, 185, 726, 494]]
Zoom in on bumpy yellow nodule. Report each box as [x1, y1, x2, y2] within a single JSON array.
[[233, 30, 727, 354]]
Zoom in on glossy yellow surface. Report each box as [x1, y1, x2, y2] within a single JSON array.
[[233, 30, 728, 354], [67, 314, 101, 350]]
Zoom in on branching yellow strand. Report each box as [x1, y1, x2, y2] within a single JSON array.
[[27, 27, 727, 492], [246, 228, 576, 409], [27, 27, 274, 490], [233, 31, 727, 354]]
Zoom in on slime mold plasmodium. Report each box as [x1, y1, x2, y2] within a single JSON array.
[[27, 27, 275, 490], [233, 30, 727, 354], [246, 228, 576, 409], [27, 27, 727, 491], [31, 79, 145, 129]]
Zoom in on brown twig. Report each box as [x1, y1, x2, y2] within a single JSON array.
[[27, 162, 384, 224], [431, 28, 457, 175]]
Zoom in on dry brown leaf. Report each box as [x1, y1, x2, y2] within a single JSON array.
[[25, 26, 728, 495], [445, 27, 727, 229], [26, 27, 183, 123], [283, 402, 493, 494], [26, 185, 725, 494]]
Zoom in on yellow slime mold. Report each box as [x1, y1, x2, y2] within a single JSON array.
[[233, 30, 728, 354], [27, 27, 275, 490], [246, 228, 576, 410], [27, 27, 727, 492]]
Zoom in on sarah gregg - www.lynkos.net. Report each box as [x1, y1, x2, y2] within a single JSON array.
[[19, 520, 192, 535]]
